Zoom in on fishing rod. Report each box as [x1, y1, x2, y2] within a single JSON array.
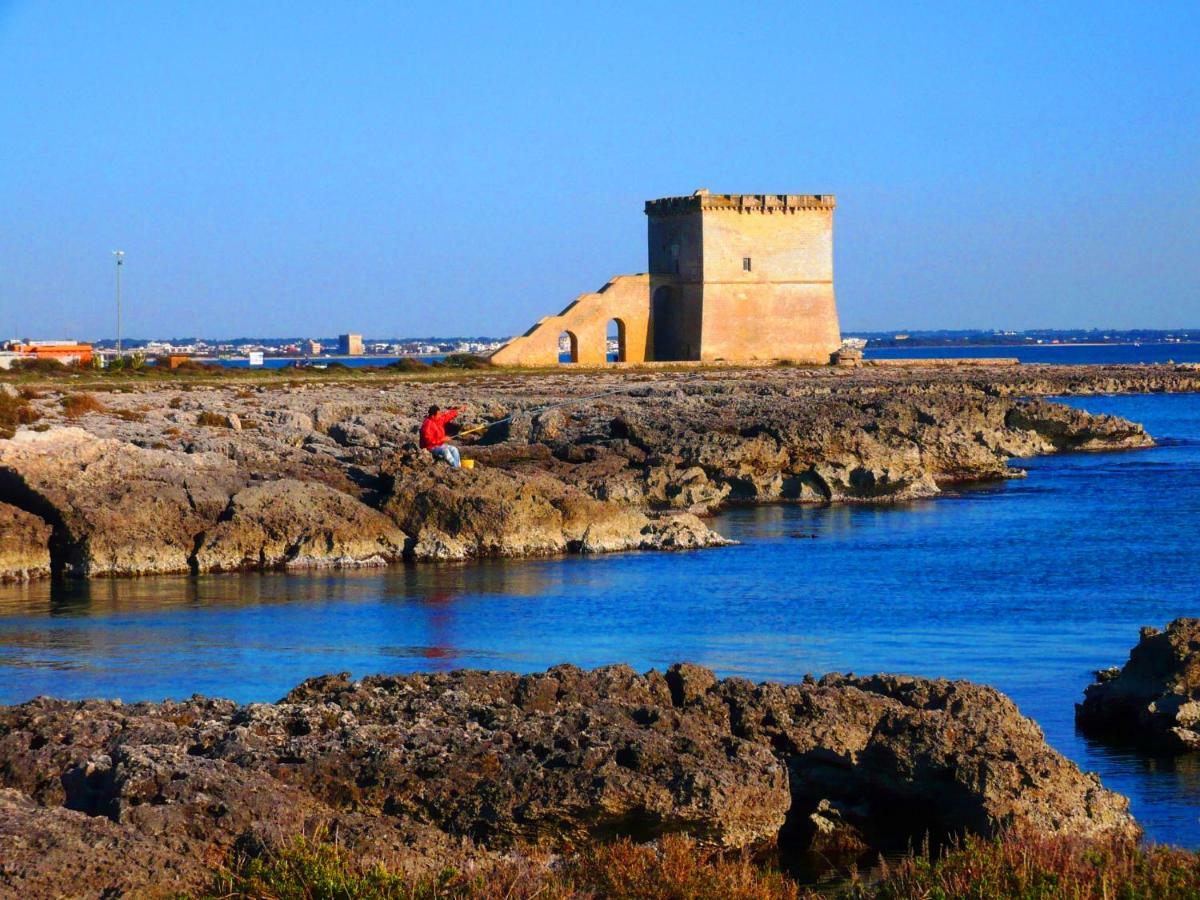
[[456, 387, 639, 438]]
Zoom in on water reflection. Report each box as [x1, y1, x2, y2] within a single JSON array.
[[0, 557, 586, 700], [0, 557, 567, 617]]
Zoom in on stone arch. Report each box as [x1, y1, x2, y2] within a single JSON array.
[[559, 330, 579, 364], [607, 318, 627, 363]]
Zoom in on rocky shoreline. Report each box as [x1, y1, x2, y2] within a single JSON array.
[[1077, 618, 1200, 752], [0, 364, 1194, 895], [0, 363, 1177, 581], [0, 664, 1137, 896]]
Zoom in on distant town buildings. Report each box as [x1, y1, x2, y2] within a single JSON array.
[[0, 339, 93, 368], [0, 336, 506, 369]]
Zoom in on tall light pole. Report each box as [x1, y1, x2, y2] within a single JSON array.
[[112, 250, 125, 357]]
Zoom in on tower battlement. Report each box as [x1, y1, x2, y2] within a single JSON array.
[[645, 190, 836, 217], [491, 188, 842, 367]]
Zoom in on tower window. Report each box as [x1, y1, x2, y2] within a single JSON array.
[[743, 257, 752, 272]]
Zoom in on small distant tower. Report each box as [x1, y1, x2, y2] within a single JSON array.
[[644, 190, 841, 362], [338, 333, 364, 356]]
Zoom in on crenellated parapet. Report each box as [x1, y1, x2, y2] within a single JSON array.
[[645, 190, 836, 217]]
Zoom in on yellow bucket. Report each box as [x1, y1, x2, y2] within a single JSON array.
[[461, 458, 475, 470]]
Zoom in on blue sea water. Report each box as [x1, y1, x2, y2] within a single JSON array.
[[209, 340, 1200, 368], [863, 341, 1200, 365], [1, 392, 1199, 845]]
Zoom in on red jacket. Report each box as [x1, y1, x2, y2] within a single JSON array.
[[419, 409, 459, 449]]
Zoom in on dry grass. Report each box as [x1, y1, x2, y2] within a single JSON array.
[[856, 830, 1200, 900], [60, 392, 106, 418], [196, 411, 230, 428], [113, 408, 147, 422], [205, 831, 1200, 900], [207, 834, 800, 900], [0, 392, 41, 438], [561, 835, 801, 899]]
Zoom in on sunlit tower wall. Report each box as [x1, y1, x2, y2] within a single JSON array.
[[645, 190, 841, 363]]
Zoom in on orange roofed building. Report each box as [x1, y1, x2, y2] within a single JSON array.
[[9, 341, 94, 365]]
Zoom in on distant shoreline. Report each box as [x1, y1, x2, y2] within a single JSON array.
[[859, 340, 1196, 349]]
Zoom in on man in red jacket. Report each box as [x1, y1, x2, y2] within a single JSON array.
[[420, 405, 461, 468]]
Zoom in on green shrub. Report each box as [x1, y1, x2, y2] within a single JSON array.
[[388, 358, 429, 372], [436, 353, 492, 370], [104, 354, 149, 374], [211, 840, 418, 900], [13, 358, 67, 374]]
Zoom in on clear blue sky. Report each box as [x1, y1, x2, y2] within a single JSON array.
[[1, 2, 1197, 340]]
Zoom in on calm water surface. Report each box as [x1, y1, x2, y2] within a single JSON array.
[[1, 393, 1199, 845], [864, 341, 1200, 364]]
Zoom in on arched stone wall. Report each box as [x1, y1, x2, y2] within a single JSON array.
[[608, 318, 627, 362], [560, 330, 579, 364], [490, 274, 650, 367]]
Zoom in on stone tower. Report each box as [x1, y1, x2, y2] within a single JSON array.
[[646, 190, 840, 362], [489, 190, 842, 366]]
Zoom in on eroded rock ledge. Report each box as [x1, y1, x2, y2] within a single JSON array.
[[0, 502, 50, 582], [1077, 617, 1200, 751], [0, 365, 1165, 579], [0, 664, 1136, 896]]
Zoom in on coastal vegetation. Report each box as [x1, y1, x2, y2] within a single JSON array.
[[0, 356, 528, 392], [59, 391, 106, 418], [208, 834, 802, 900], [196, 409, 234, 427], [208, 832, 1200, 899], [0, 390, 40, 438]]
